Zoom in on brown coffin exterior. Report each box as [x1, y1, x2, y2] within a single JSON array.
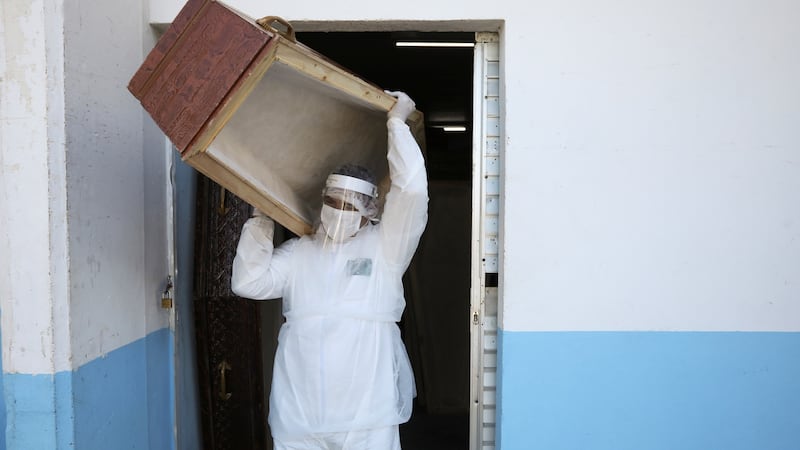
[[129, 0, 425, 236]]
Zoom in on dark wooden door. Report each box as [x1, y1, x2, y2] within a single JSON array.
[[194, 174, 268, 450]]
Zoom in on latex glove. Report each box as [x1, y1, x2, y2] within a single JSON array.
[[248, 207, 274, 245], [251, 207, 269, 219], [385, 90, 416, 122]]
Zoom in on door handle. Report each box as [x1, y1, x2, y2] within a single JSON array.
[[218, 360, 232, 401]]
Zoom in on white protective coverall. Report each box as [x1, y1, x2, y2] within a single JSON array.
[[231, 113, 428, 444]]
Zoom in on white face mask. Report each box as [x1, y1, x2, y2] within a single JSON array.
[[320, 204, 364, 242]]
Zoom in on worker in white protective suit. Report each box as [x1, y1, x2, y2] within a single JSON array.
[[231, 91, 428, 450]]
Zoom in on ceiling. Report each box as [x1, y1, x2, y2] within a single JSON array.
[[295, 32, 475, 181]]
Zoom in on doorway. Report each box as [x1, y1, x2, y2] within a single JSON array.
[[294, 31, 474, 449], [186, 31, 482, 450]]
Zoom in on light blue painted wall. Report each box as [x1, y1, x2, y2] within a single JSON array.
[[146, 327, 175, 450], [497, 331, 800, 450], [3, 375, 58, 449], [2, 328, 173, 450], [0, 319, 5, 450]]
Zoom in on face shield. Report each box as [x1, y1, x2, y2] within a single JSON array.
[[319, 174, 379, 242]]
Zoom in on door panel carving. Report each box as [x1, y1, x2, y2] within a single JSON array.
[[194, 175, 268, 450]]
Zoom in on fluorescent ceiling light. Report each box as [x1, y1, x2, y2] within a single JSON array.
[[442, 126, 467, 132], [395, 42, 475, 48]]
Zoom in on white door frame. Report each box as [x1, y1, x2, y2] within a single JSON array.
[[164, 24, 504, 450], [469, 32, 501, 450]]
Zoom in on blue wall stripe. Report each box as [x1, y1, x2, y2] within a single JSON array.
[[2, 375, 58, 449], [73, 327, 174, 450], [497, 331, 800, 450], [0, 314, 5, 450], [55, 371, 75, 449], [147, 326, 175, 450], [3, 328, 174, 450]]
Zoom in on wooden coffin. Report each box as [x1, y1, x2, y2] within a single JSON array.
[[129, 0, 425, 236]]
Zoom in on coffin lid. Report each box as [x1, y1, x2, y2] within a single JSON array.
[[129, 0, 425, 236]]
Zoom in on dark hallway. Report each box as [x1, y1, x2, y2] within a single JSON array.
[[296, 31, 475, 449]]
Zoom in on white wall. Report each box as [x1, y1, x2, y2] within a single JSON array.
[[65, 2, 167, 364], [1, 0, 171, 375], [62, 0, 170, 367], [1, 0, 70, 375], [149, 0, 800, 333], [502, 0, 800, 332]]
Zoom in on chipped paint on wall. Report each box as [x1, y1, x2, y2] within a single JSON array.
[[0, 0, 62, 375]]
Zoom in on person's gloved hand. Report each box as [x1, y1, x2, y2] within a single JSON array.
[[249, 207, 275, 244], [251, 207, 269, 219], [385, 90, 416, 122]]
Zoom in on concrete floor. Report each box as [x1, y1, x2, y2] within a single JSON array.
[[400, 406, 469, 450]]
